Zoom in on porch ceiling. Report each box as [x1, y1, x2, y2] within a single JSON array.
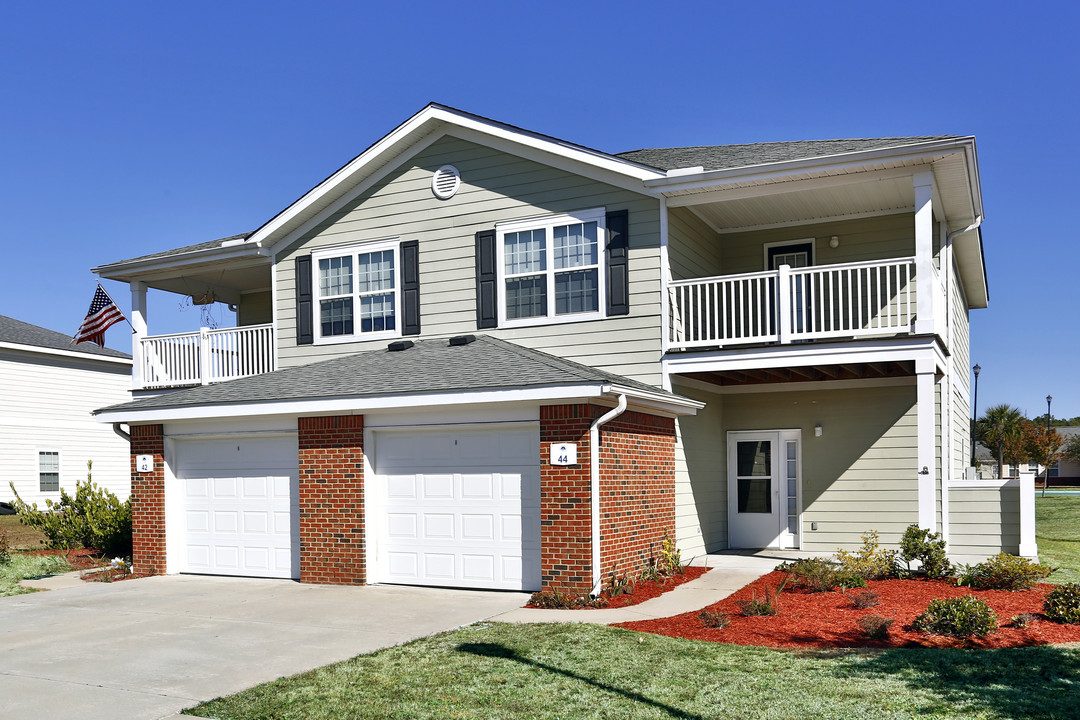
[[686, 360, 916, 387]]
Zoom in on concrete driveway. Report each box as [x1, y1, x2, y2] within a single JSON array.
[[0, 574, 529, 720]]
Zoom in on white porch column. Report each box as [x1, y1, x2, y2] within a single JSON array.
[[1018, 471, 1038, 558], [913, 170, 936, 336], [130, 281, 147, 390], [917, 364, 937, 532]]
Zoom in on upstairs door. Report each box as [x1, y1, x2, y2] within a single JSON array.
[[727, 430, 801, 549], [767, 241, 813, 334]]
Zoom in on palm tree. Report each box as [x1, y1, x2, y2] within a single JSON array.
[[976, 404, 1025, 478]]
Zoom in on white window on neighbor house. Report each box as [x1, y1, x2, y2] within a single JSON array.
[[1049, 461, 1060, 478], [1027, 462, 1040, 473], [312, 241, 399, 343], [497, 208, 606, 326], [38, 451, 60, 492]]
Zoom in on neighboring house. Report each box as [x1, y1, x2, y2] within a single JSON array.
[[91, 103, 1018, 593], [1050, 426, 1080, 484], [0, 315, 132, 507]]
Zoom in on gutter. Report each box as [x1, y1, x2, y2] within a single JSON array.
[[112, 423, 130, 442], [946, 216, 982, 243], [589, 392, 627, 597]]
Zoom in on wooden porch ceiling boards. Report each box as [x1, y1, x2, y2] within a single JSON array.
[[686, 360, 915, 387]]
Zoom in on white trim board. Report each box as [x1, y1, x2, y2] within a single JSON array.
[[671, 375, 915, 396]]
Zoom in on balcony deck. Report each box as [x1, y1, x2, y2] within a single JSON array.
[[138, 323, 275, 389]]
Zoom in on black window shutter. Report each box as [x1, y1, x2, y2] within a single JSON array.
[[475, 229, 498, 329], [295, 255, 313, 345], [606, 209, 630, 316], [400, 240, 421, 336]]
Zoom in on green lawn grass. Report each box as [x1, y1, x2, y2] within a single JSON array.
[[188, 622, 1080, 720], [1037, 495, 1080, 584], [0, 553, 71, 597]]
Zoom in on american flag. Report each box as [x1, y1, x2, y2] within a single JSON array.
[[74, 285, 125, 346]]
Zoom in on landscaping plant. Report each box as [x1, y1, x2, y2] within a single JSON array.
[[1043, 583, 1080, 624], [699, 610, 730, 629], [856, 614, 894, 639], [912, 596, 997, 638], [736, 575, 789, 616], [956, 553, 1052, 590], [8, 461, 132, 557], [899, 525, 952, 578], [835, 530, 903, 580], [1009, 613, 1039, 628], [0, 528, 9, 565], [851, 590, 880, 609], [528, 586, 605, 609], [777, 557, 839, 592]]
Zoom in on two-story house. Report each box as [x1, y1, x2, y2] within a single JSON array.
[[92, 104, 1029, 594]]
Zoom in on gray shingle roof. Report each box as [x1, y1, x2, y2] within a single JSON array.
[[96, 335, 677, 414], [0, 315, 131, 360], [97, 232, 253, 268], [616, 137, 958, 172]]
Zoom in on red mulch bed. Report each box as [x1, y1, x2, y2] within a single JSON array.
[[616, 570, 1080, 648], [528, 567, 709, 609]]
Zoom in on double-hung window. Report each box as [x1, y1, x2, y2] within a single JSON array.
[[312, 241, 399, 343], [497, 208, 606, 326], [39, 451, 59, 492]]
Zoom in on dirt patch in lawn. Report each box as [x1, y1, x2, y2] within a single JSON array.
[[617, 570, 1080, 648], [0, 514, 48, 549], [528, 566, 709, 609]]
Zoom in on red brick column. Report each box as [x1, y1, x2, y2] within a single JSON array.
[[130, 424, 166, 576], [539, 404, 594, 594], [598, 411, 677, 578], [298, 415, 365, 585]]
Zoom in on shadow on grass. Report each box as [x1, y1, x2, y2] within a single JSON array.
[[833, 645, 1080, 719], [457, 642, 703, 720]]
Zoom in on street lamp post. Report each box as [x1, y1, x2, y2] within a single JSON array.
[[1044, 395, 1053, 496], [970, 364, 981, 469]]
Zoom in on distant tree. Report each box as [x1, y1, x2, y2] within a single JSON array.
[[1024, 425, 1066, 496], [976, 405, 1026, 478], [1064, 433, 1080, 463]]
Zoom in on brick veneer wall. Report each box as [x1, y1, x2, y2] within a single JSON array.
[[130, 424, 166, 577], [298, 415, 365, 585], [539, 404, 594, 593], [598, 411, 677, 578]]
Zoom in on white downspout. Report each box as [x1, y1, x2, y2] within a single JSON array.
[[590, 393, 627, 597], [946, 216, 983, 244]]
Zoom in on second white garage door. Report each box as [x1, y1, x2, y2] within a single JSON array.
[[169, 435, 300, 579], [373, 426, 540, 591]]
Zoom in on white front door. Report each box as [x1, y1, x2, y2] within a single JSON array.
[[169, 435, 300, 579], [727, 430, 801, 549], [372, 426, 541, 591]]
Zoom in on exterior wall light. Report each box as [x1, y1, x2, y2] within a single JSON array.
[[814, 423, 823, 437], [829, 236, 840, 248]]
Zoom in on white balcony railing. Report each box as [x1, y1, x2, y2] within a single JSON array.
[[668, 257, 918, 350], [139, 324, 275, 389]]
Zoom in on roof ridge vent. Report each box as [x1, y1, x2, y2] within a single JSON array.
[[448, 335, 476, 346], [432, 165, 461, 199], [387, 340, 414, 352]]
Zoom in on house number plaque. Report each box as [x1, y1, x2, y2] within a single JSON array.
[[135, 455, 154, 473], [549, 443, 577, 466]]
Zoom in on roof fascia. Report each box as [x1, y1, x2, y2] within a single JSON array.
[[606, 383, 704, 414], [645, 138, 975, 194], [92, 244, 270, 282], [0, 341, 132, 366], [251, 104, 665, 250]]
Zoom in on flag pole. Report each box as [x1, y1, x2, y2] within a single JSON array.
[[95, 281, 136, 332]]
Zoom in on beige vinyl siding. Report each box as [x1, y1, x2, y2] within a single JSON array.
[[237, 290, 272, 326], [668, 206, 723, 280], [720, 382, 919, 552], [275, 135, 663, 384], [948, 485, 1021, 558], [0, 348, 132, 505], [671, 380, 725, 555], [936, 380, 943, 530], [949, 251, 972, 479], [718, 213, 915, 275]]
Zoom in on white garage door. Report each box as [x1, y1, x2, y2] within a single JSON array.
[[170, 435, 299, 579], [374, 426, 540, 591]]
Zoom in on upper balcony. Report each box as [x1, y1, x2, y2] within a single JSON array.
[[139, 323, 276, 389]]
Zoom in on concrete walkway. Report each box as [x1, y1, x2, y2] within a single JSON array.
[[492, 550, 788, 624]]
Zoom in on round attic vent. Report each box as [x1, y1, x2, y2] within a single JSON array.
[[432, 164, 461, 199]]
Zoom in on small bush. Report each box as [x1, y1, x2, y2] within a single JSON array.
[[957, 553, 1052, 591], [1009, 613, 1039, 628], [700, 610, 730, 629], [900, 525, 952, 578], [9, 464, 132, 557], [528, 587, 605, 609], [833, 570, 867, 591], [606, 571, 635, 597], [736, 576, 789, 616], [1044, 583, 1080, 624], [638, 563, 662, 583], [857, 614, 894, 639], [779, 557, 840, 592], [913, 596, 997, 638], [835, 530, 903, 580], [657, 529, 683, 576], [852, 590, 880, 609]]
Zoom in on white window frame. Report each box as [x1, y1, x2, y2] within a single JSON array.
[[496, 208, 607, 328], [38, 449, 61, 493], [311, 240, 401, 345], [763, 238, 816, 270]]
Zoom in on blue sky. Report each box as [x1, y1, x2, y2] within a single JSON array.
[[1, 1, 1076, 419]]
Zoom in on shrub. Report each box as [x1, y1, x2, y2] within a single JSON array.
[[835, 530, 903, 580], [699, 610, 730, 628], [0, 529, 9, 565], [657, 529, 683, 576], [852, 590, 880, 609], [857, 614, 894, 639], [1044, 583, 1080, 624], [899, 525, 952, 578], [605, 571, 635, 597], [833, 570, 867, 591], [912, 596, 997, 638], [956, 553, 1052, 591], [528, 587, 605, 609], [736, 576, 789, 616], [1009, 613, 1039, 628], [9, 467, 132, 557], [779, 557, 839, 592]]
